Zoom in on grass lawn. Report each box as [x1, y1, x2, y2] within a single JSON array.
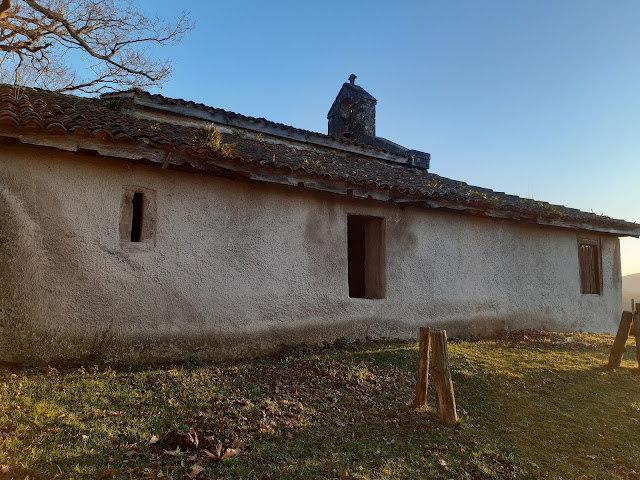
[[1, 331, 640, 479]]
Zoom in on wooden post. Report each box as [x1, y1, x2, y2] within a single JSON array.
[[413, 327, 431, 409], [634, 305, 640, 369], [608, 311, 633, 368], [430, 330, 458, 425]]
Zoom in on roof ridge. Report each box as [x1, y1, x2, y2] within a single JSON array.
[[101, 89, 429, 165]]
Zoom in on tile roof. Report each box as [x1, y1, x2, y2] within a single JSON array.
[[0, 84, 638, 236], [104, 88, 424, 165]]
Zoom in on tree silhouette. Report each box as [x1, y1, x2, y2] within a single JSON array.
[[0, 0, 193, 93]]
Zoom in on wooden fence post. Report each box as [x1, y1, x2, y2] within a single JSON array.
[[634, 305, 640, 369], [413, 327, 431, 409], [430, 330, 458, 425], [608, 311, 633, 368]]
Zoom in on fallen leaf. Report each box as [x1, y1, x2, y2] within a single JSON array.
[[187, 454, 198, 462], [163, 450, 176, 457], [97, 470, 115, 478], [149, 435, 160, 444], [124, 450, 137, 457], [104, 457, 116, 463], [166, 430, 198, 451], [187, 464, 205, 479], [81, 435, 89, 441], [221, 448, 240, 461], [586, 455, 597, 460], [233, 439, 247, 450], [214, 443, 222, 457], [203, 450, 219, 460]]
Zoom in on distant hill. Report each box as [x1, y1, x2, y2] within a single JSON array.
[[622, 273, 640, 310]]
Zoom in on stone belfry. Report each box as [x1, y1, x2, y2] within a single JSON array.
[[326, 75, 431, 170], [327, 74, 377, 142]]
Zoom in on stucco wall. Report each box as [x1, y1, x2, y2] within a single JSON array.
[[0, 145, 622, 363]]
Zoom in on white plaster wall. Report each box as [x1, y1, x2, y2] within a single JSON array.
[[0, 145, 622, 363]]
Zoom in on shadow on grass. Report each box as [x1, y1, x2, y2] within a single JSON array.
[[454, 345, 640, 479], [3, 337, 640, 479], [335, 338, 640, 478]]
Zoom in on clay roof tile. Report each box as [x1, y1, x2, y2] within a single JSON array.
[[0, 84, 637, 234]]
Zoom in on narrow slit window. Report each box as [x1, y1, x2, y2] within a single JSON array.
[[130, 192, 144, 242], [120, 186, 156, 248], [578, 239, 601, 294], [347, 215, 385, 299]]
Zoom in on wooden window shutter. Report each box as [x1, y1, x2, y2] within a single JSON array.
[[578, 239, 601, 295]]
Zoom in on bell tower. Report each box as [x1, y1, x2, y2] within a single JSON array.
[[327, 74, 377, 142]]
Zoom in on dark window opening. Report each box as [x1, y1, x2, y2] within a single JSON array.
[[340, 99, 353, 138], [578, 239, 601, 294], [120, 186, 156, 248], [131, 192, 144, 242], [348, 215, 385, 299]]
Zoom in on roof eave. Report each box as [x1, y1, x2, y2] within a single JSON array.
[[3, 128, 637, 238], [535, 217, 640, 237]]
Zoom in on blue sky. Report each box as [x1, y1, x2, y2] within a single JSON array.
[[140, 0, 640, 274]]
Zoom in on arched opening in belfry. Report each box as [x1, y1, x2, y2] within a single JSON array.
[[340, 98, 353, 138]]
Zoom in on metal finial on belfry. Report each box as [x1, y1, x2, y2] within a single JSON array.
[[349, 74, 357, 85]]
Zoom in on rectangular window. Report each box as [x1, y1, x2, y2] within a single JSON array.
[[578, 238, 601, 294], [347, 215, 385, 299], [120, 186, 156, 249], [130, 192, 144, 242]]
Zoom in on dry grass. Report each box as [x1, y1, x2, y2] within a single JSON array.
[[0, 331, 639, 479]]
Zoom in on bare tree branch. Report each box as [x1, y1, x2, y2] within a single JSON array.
[[0, 0, 193, 93], [0, 0, 11, 19]]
